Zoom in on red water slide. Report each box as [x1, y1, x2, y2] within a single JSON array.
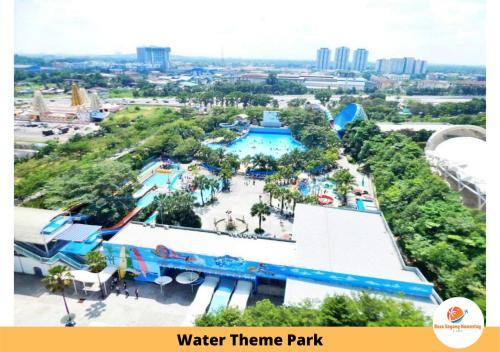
[[101, 207, 142, 231]]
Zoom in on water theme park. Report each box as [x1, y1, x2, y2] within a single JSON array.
[[14, 106, 445, 326]]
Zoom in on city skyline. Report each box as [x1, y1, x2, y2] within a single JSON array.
[[15, 0, 485, 65]]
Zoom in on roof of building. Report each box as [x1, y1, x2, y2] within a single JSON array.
[[14, 207, 61, 244], [430, 137, 486, 192], [56, 224, 101, 242], [290, 204, 422, 282], [425, 125, 487, 194], [107, 222, 297, 267], [285, 204, 438, 310]]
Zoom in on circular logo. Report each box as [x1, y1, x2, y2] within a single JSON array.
[[433, 297, 484, 349]]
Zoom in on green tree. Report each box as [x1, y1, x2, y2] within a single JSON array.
[[330, 168, 355, 206], [193, 175, 210, 206], [219, 162, 234, 191], [85, 251, 107, 298], [44, 161, 137, 227], [263, 182, 279, 207], [314, 89, 333, 105], [42, 265, 74, 320], [154, 191, 202, 228], [250, 202, 271, 234]]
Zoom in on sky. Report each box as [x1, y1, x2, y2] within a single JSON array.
[[14, 0, 486, 65]]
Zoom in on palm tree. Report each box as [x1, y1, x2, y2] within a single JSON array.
[[250, 202, 271, 234], [193, 175, 210, 206], [263, 182, 279, 207], [219, 163, 233, 191], [273, 187, 289, 214], [330, 168, 356, 206], [155, 193, 169, 224], [289, 190, 303, 216], [207, 178, 220, 201], [42, 265, 74, 319], [86, 251, 107, 298]]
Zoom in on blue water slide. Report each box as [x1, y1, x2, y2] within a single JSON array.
[[333, 103, 367, 136], [207, 277, 237, 314]]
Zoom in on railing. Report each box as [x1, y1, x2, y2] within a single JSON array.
[[14, 243, 87, 270]]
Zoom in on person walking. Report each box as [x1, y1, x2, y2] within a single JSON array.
[[135, 288, 139, 300], [124, 289, 129, 298], [123, 281, 127, 290]]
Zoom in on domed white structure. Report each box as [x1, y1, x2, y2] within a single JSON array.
[[425, 125, 486, 209]]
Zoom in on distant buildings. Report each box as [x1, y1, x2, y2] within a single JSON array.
[[352, 49, 369, 71], [316, 48, 331, 71], [334, 46, 350, 70], [376, 57, 427, 75], [136, 46, 171, 71], [413, 60, 428, 75], [239, 72, 367, 91]]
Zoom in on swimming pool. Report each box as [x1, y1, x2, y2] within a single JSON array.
[[136, 171, 184, 208], [42, 216, 70, 235], [208, 128, 305, 158]]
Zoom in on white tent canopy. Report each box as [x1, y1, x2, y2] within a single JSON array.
[[70, 266, 118, 295]]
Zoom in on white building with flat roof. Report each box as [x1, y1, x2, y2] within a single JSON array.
[[284, 204, 440, 316]]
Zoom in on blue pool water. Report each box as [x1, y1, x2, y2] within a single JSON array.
[[356, 199, 366, 211], [208, 129, 305, 158], [136, 171, 184, 208], [42, 216, 70, 234], [143, 172, 172, 188], [137, 191, 157, 208], [60, 235, 101, 256]]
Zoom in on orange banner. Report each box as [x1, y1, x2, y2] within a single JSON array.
[[0, 327, 499, 352]]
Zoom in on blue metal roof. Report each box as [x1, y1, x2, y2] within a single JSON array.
[[56, 224, 101, 242]]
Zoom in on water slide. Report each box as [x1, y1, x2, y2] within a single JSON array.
[[100, 207, 142, 232], [182, 276, 220, 326], [228, 280, 253, 311], [207, 277, 237, 315]]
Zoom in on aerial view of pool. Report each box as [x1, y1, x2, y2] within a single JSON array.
[[136, 171, 184, 208], [208, 128, 305, 158]]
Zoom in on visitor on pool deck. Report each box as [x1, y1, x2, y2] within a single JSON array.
[[135, 288, 139, 300], [115, 286, 120, 296], [123, 281, 127, 290], [124, 289, 129, 298]]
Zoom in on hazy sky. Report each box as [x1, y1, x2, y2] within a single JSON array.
[[15, 0, 485, 65]]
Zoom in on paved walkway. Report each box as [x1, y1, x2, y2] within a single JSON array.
[[336, 149, 375, 208], [14, 273, 195, 326], [198, 175, 293, 237]]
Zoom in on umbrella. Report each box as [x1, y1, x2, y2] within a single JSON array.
[[176, 271, 199, 284], [154, 276, 173, 294]]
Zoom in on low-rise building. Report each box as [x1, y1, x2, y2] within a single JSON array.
[[416, 80, 451, 89]]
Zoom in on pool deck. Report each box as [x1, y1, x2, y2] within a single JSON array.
[[198, 175, 294, 238]]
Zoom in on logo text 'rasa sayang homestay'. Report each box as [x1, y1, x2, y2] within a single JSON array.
[[433, 306, 481, 331]]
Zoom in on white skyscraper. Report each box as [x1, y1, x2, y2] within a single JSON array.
[[316, 48, 331, 71], [413, 60, 428, 74], [352, 48, 369, 71], [376, 59, 391, 74], [403, 57, 416, 74], [137, 46, 171, 71], [389, 58, 405, 74], [334, 46, 350, 70]]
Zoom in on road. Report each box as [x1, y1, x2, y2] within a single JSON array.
[[376, 122, 451, 132]]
